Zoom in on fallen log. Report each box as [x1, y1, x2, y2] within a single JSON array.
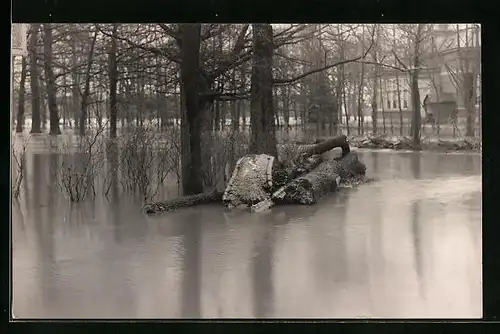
[[273, 135, 350, 191], [251, 151, 365, 212], [142, 189, 223, 215], [299, 135, 350, 157]]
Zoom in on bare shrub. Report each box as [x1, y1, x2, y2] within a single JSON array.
[[277, 130, 303, 168], [166, 127, 182, 194], [11, 136, 30, 199], [117, 125, 176, 202], [54, 126, 107, 202], [201, 129, 250, 190]]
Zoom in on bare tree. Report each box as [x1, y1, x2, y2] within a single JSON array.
[[16, 56, 27, 133], [79, 29, 98, 136], [29, 24, 41, 134], [108, 24, 119, 138], [249, 24, 278, 157], [410, 24, 425, 147], [42, 24, 62, 135]]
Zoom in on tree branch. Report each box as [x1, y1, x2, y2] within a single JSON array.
[[354, 60, 408, 72], [158, 23, 181, 40], [206, 24, 250, 83], [392, 49, 408, 70], [273, 27, 376, 86], [95, 24, 180, 63]]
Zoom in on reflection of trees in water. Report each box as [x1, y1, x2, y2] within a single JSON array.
[[411, 199, 425, 299], [437, 153, 480, 177], [251, 221, 275, 318], [105, 141, 120, 199], [410, 153, 421, 180], [106, 141, 125, 244], [367, 151, 384, 296], [308, 195, 349, 293], [410, 154, 425, 298], [32, 153, 58, 313], [179, 212, 202, 318]]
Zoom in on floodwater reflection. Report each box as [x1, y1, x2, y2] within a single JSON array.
[[12, 148, 482, 318]]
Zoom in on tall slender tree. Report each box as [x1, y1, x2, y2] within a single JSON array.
[[29, 24, 41, 134], [42, 24, 61, 135]]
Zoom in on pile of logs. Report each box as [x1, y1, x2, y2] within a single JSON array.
[[142, 135, 367, 215]]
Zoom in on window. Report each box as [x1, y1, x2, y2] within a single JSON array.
[[392, 91, 398, 109], [403, 89, 408, 109], [387, 94, 391, 109]]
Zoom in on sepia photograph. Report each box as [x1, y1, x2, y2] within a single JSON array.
[[10, 23, 481, 319]]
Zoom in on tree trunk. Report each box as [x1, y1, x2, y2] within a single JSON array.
[[71, 34, 80, 130], [464, 72, 475, 137], [379, 75, 386, 134], [179, 23, 206, 195], [249, 24, 278, 158], [62, 74, 68, 128], [214, 81, 221, 132], [342, 70, 349, 135], [357, 63, 365, 135], [108, 24, 118, 138], [411, 71, 421, 146], [40, 80, 47, 129], [79, 30, 98, 136], [272, 151, 365, 206], [16, 56, 27, 133], [142, 189, 223, 214], [411, 24, 424, 148], [231, 70, 240, 132], [282, 86, 290, 133], [29, 24, 41, 134], [42, 24, 61, 135], [395, 70, 403, 136], [371, 66, 378, 135], [370, 27, 380, 135]]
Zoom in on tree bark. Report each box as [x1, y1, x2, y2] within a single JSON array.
[[71, 33, 80, 129], [371, 66, 379, 135], [29, 24, 41, 134], [179, 23, 206, 195], [16, 56, 27, 133], [272, 152, 365, 206], [108, 24, 118, 138], [411, 24, 424, 148], [249, 24, 278, 158], [371, 26, 380, 135], [42, 24, 61, 135], [40, 77, 47, 129], [464, 72, 475, 137], [395, 69, 404, 136], [357, 63, 365, 135], [79, 30, 98, 136]]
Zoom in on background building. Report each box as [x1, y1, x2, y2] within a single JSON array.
[[376, 24, 481, 125]]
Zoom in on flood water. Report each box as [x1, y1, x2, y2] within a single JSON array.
[[12, 137, 482, 319]]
